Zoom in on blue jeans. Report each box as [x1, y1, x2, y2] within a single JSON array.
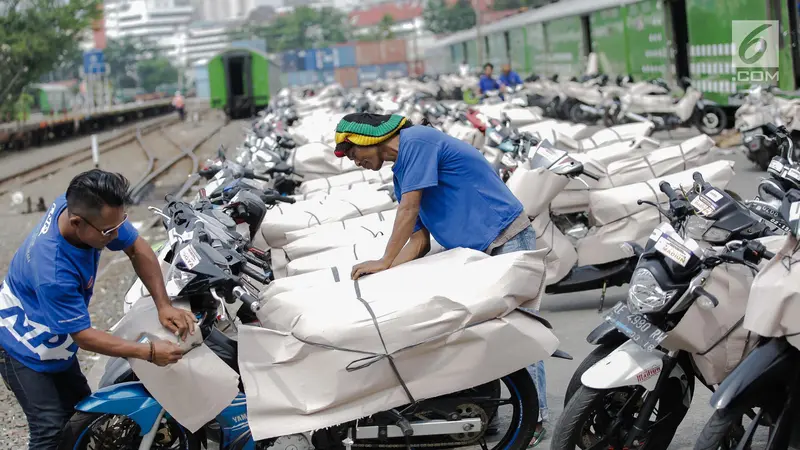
[[0, 347, 90, 449], [490, 225, 549, 423]]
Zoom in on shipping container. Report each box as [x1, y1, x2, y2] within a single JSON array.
[[334, 44, 357, 67], [381, 62, 408, 79], [281, 50, 302, 72], [295, 49, 310, 71], [356, 41, 382, 66], [358, 65, 382, 83], [313, 48, 334, 70], [303, 49, 319, 71], [407, 61, 425, 77], [381, 39, 408, 64], [335, 67, 359, 88], [287, 70, 318, 87], [318, 70, 336, 84]]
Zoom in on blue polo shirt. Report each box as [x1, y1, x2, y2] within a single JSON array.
[[392, 126, 524, 251], [0, 194, 138, 372], [499, 71, 522, 87], [479, 75, 500, 93]]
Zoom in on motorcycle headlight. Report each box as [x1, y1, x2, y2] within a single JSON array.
[[702, 226, 731, 243], [684, 215, 715, 240], [628, 268, 677, 313]]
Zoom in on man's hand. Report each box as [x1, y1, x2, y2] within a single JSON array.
[[151, 340, 184, 366], [351, 258, 392, 280], [158, 305, 197, 341]]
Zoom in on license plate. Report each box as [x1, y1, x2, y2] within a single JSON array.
[[604, 303, 668, 352]]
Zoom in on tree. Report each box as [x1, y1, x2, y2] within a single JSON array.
[[491, 0, 552, 11], [137, 58, 179, 93], [104, 37, 161, 89], [376, 14, 395, 40], [0, 0, 102, 112], [423, 0, 476, 35], [232, 6, 350, 53]]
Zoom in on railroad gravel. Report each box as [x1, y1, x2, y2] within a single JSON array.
[[0, 115, 245, 449]]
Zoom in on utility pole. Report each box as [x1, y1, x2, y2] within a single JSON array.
[[474, 0, 483, 66]]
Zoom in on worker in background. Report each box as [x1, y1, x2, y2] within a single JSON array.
[[499, 63, 523, 89], [172, 90, 185, 121], [478, 63, 501, 99]]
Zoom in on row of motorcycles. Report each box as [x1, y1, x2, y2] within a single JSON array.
[[53, 79, 800, 450]]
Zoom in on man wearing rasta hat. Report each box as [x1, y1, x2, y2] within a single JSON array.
[[334, 113, 548, 444]]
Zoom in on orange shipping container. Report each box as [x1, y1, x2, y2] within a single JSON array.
[[335, 67, 359, 88], [380, 39, 408, 64], [355, 41, 382, 66]]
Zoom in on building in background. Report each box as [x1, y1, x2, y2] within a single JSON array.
[[192, 0, 259, 20], [104, 0, 194, 65], [185, 20, 240, 68]]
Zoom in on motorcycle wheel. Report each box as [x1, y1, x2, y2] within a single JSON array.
[[696, 105, 728, 136], [58, 411, 199, 450], [550, 376, 693, 450], [756, 148, 772, 171], [563, 343, 618, 407], [693, 405, 761, 450], [569, 103, 591, 124]]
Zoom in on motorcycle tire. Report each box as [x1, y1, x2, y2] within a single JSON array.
[[550, 377, 693, 450], [696, 105, 728, 136], [568, 103, 588, 124], [58, 411, 200, 450], [756, 149, 772, 171], [693, 405, 754, 450], [563, 343, 617, 407]]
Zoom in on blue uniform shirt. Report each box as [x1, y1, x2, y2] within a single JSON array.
[[479, 75, 500, 93], [0, 194, 138, 372], [392, 126, 524, 251], [499, 71, 523, 87]]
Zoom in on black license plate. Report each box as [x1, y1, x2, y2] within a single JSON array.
[[604, 303, 668, 352]]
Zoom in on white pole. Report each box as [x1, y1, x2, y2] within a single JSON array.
[[91, 135, 99, 168]]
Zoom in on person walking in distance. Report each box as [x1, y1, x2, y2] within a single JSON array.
[[333, 113, 549, 446], [0, 169, 196, 449], [172, 90, 185, 121]]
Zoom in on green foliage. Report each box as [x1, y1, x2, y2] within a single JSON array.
[[423, 0, 476, 35], [491, 0, 552, 11], [232, 6, 350, 52], [136, 58, 179, 93], [357, 13, 396, 41], [0, 0, 102, 111]]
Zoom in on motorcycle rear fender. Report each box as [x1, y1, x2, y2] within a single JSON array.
[[586, 321, 628, 346], [76, 381, 164, 437], [711, 338, 796, 411], [581, 340, 686, 391]]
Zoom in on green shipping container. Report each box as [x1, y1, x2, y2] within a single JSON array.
[[508, 28, 528, 74], [526, 23, 548, 75], [487, 31, 508, 67], [545, 16, 585, 77], [684, 0, 769, 105], [466, 39, 479, 66], [590, 6, 629, 76], [626, 0, 670, 84]]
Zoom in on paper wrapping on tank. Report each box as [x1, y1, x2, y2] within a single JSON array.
[[556, 122, 654, 151], [284, 209, 398, 243], [550, 190, 591, 215], [531, 214, 577, 285], [284, 235, 446, 277], [744, 235, 800, 345], [518, 121, 586, 145], [288, 142, 359, 180], [506, 166, 570, 218], [447, 121, 485, 149], [589, 160, 736, 226], [298, 166, 394, 194], [576, 208, 658, 266], [477, 105, 541, 127], [290, 182, 380, 201], [260, 191, 397, 248], [237, 249, 558, 440]]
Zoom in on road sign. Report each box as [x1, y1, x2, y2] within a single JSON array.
[[83, 49, 106, 75]]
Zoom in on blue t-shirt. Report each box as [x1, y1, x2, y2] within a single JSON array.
[[392, 126, 524, 251], [499, 71, 522, 87], [0, 194, 138, 372], [479, 75, 500, 93]]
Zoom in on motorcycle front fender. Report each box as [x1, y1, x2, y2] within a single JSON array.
[[581, 340, 684, 391], [76, 381, 164, 437], [586, 321, 628, 347], [711, 338, 796, 411]]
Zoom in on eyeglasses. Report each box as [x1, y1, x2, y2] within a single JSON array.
[[79, 213, 128, 236]]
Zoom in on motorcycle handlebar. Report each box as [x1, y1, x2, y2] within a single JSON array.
[[692, 172, 706, 186], [659, 181, 678, 201], [198, 167, 220, 179], [233, 286, 261, 312], [241, 263, 271, 285], [261, 193, 296, 205], [762, 182, 785, 200]]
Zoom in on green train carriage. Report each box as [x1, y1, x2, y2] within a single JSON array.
[[208, 47, 283, 119], [428, 0, 800, 110]]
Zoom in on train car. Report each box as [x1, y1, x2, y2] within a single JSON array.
[[207, 46, 283, 119], [27, 83, 74, 115], [426, 0, 800, 111]]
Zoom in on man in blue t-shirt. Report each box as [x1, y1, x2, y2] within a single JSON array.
[[479, 62, 501, 95], [499, 64, 523, 88], [333, 113, 548, 444], [0, 169, 197, 449]]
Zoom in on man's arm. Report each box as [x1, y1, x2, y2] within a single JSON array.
[[124, 237, 196, 339], [72, 328, 183, 366], [381, 189, 423, 264], [390, 228, 431, 268]]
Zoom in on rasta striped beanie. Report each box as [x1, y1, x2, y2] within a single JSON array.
[[334, 113, 410, 157]]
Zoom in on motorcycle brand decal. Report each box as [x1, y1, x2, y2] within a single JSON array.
[[788, 168, 800, 182], [705, 189, 723, 202], [232, 413, 248, 423], [636, 365, 661, 383], [690, 195, 716, 217], [654, 236, 691, 267], [768, 159, 784, 173], [179, 244, 201, 270]]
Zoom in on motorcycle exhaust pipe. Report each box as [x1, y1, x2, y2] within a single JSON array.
[[579, 104, 601, 115], [625, 112, 650, 123]]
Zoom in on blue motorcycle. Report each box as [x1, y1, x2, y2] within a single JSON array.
[[60, 197, 568, 450]]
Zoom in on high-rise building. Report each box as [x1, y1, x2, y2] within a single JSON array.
[[104, 0, 194, 65]]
